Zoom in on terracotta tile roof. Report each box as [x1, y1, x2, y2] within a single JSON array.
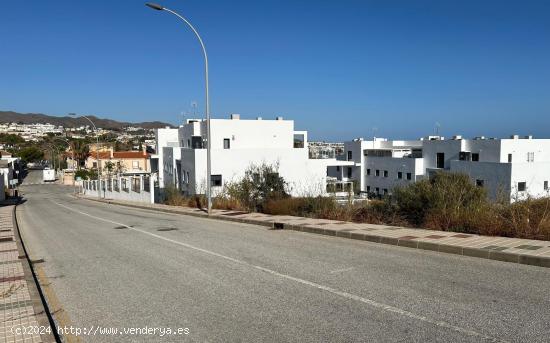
[[89, 151, 112, 160], [113, 151, 149, 159], [89, 150, 149, 160]]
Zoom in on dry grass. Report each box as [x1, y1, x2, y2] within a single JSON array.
[[164, 173, 550, 241]]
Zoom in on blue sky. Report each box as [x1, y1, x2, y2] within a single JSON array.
[[1, 0, 549, 141]]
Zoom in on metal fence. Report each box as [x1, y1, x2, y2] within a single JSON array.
[[82, 175, 153, 204]]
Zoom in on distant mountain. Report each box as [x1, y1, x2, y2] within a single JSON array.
[[0, 111, 174, 130]]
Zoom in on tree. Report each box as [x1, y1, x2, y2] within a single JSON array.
[[16, 146, 44, 162]]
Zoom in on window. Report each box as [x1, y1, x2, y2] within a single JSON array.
[[211, 174, 222, 187], [527, 152, 535, 162], [383, 189, 388, 195], [476, 179, 484, 187], [366, 186, 370, 192], [366, 168, 371, 175], [436, 153, 445, 168], [347, 167, 352, 178], [508, 154, 512, 163], [336, 166, 340, 172], [544, 181, 548, 190], [383, 170, 388, 178], [223, 138, 230, 149], [472, 153, 479, 162], [518, 182, 526, 192], [187, 139, 191, 147], [347, 151, 353, 161], [93, 162, 97, 168], [132, 161, 140, 169], [186, 172, 190, 184], [406, 173, 412, 180], [191, 136, 203, 149], [294, 134, 305, 148], [375, 170, 380, 177], [398, 172, 403, 179], [375, 187, 380, 194]]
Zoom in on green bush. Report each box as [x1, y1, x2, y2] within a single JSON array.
[[225, 162, 289, 212], [391, 172, 487, 229]]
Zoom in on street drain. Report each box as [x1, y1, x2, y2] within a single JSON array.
[[113, 225, 130, 230], [157, 227, 178, 232]]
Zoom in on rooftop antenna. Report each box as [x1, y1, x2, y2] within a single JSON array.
[[435, 122, 441, 136], [191, 101, 198, 117], [372, 127, 378, 148]]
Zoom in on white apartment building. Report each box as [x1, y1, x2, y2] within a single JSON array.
[[333, 135, 550, 202], [156, 115, 338, 198]]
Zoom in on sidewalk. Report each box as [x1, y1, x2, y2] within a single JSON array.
[[0, 202, 55, 343], [78, 195, 550, 269]]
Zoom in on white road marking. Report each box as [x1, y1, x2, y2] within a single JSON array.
[[329, 267, 355, 274], [52, 200, 506, 342]]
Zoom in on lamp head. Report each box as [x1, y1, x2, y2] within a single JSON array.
[[145, 3, 164, 10]]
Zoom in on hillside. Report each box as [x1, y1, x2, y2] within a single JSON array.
[[0, 111, 174, 130]]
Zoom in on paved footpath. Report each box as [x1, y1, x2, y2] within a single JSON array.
[[0, 203, 55, 343], [81, 195, 550, 268]]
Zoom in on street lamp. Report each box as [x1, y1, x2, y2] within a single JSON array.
[[69, 113, 101, 199], [53, 137, 77, 192], [145, 2, 212, 214]]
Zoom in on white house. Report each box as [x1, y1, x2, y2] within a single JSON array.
[[151, 127, 179, 189], [333, 135, 550, 202], [157, 114, 339, 198]]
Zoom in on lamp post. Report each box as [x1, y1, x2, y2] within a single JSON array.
[[145, 2, 212, 214], [53, 137, 76, 192], [69, 113, 101, 199]]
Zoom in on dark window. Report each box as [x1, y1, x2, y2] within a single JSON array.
[[223, 138, 230, 149], [375, 187, 380, 194], [93, 162, 97, 168], [398, 172, 403, 179], [191, 136, 203, 149], [187, 139, 190, 147], [544, 181, 548, 190], [366, 186, 370, 192], [436, 153, 444, 168], [366, 168, 371, 175], [459, 152, 471, 161], [406, 173, 412, 180], [472, 153, 479, 162], [347, 151, 353, 161], [375, 170, 380, 177], [476, 179, 484, 187], [211, 174, 222, 187], [294, 134, 305, 148], [383, 170, 388, 178], [518, 182, 526, 192], [336, 166, 340, 172], [508, 154, 512, 163], [347, 167, 352, 178], [383, 189, 388, 195]]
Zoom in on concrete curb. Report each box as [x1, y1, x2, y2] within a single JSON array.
[[74, 195, 550, 269], [12, 204, 60, 342]]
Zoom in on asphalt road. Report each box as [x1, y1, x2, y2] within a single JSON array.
[[15, 184, 550, 342]]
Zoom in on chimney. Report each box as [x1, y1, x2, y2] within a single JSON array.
[[510, 134, 519, 139], [276, 116, 284, 120], [452, 135, 462, 140], [256, 116, 262, 120], [230, 114, 240, 120], [524, 135, 533, 139]]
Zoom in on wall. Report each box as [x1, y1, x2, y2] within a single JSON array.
[[364, 156, 423, 195], [180, 148, 331, 197], [0, 174, 5, 201], [450, 160, 512, 201], [82, 175, 154, 204]]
